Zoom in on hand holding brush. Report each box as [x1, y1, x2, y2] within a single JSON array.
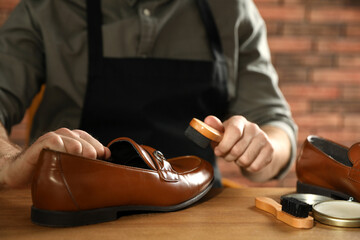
[[184, 115, 292, 182]]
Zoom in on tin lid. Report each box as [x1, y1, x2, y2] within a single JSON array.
[[281, 193, 334, 206], [312, 200, 360, 227]]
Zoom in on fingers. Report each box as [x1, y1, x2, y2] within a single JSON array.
[[212, 115, 274, 173], [204, 115, 224, 133], [35, 128, 110, 160], [234, 133, 274, 172], [204, 115, 225, 148], [72, 129, 111, 159], [215, 116, 246, 156], [242, 142, 274, 172], [3, 128, 110, 188]]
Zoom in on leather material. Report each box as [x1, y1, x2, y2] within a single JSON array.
[[31, 137, 214, 211], [296, 135, 360, 201]]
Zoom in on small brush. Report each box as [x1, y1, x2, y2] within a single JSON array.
[[280, 196, 312, 218], [184, 118, 223, 148], [255, 197, 314, 229]]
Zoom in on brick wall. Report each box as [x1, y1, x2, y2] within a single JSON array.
[[1, 0, 360, 186], [254, 0, 360, 148]]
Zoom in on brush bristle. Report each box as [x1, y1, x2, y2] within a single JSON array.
[[184, 126, 211, 148], [281, 197, 312, 218]]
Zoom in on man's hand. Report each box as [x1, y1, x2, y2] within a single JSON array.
[[204, 115, 291, 182], [0, 128, 111, 189]]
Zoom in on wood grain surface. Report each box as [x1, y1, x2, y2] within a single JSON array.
[[0, 187, 358, 239]]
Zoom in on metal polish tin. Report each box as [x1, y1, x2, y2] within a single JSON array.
[[281, 193, 334, 206], [282, 193, 360, 227], [312, 200, 360, 228]]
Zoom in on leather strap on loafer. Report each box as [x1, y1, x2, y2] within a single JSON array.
[[141, 145, 179, 182], [108, 137, 179, 182]]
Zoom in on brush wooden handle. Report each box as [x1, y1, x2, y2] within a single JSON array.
[[255, 197, 314, 229], [189, 118, 222, 142]]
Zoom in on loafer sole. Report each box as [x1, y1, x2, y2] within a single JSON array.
[[31, 178, 214, 227]]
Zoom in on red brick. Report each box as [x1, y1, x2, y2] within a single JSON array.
[[338, 56, 360, 68], [283, 0, 307, 5], [300, 0, 350, 6], [0, 0, 20, 10], [257, 6, 305, 22], [283, 23, 343, 37], [281, 85, 340, 99], [314, 129, 360, 147], [312, 69, 360, 83], [285, 99, 310, 114], [317, 40, 360, 53], [346, 25, 360, 37], [276, 68, 308, 83], [294, 113, 342, 128], [310, 7, 360, 23], [266, 22, 281, 35], [253, 0, 281, 5], [343, 86, 360, 99], [344, 114, 360, 128], [275, 54, 334, 68], [268, 37, 312, 53], [312, 100, 360, 114]]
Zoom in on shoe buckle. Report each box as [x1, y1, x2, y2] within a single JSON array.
[[154, 150, 166, 162]]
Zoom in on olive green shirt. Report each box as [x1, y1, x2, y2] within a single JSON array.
[[0, 0, 297, 178]]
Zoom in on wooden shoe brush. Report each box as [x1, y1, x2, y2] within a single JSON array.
[[255, 197, 314, 229], [184, 118, 222, 148]]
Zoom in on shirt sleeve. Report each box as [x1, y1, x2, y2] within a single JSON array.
[[228, 0, 298, 179], [0, 0, 44, 133]]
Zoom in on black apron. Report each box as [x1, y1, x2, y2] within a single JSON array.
[[81, 0, 229, 187]]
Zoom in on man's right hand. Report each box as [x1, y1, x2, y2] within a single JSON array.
[[0, 127, 111, 189]]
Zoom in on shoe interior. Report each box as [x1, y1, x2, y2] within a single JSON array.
[[108, 140, 152, 170], [309, 136, 353, 167]]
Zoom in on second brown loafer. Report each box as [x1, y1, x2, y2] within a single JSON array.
[[31, 137, 214, 227], [296, 135, 360, 201]]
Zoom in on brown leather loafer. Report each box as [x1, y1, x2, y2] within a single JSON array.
[[31, 137, 214, 227], [296, 135, 360, 201]]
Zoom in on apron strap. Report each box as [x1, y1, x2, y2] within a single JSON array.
[[195, 0, 224, 60], [86, 0, 103, 77]]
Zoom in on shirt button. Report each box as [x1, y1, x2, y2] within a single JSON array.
[[143, 8, 151, 17]]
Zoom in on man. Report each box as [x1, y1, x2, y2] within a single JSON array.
[[0, 0, 297, 188]]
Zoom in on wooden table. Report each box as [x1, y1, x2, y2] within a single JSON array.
[[1, 187, 359, 239]]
